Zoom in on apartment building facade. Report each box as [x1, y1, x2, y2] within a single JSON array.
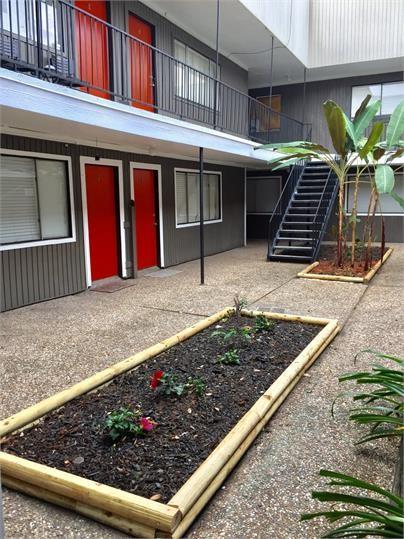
[[1, 0, 403, 311]]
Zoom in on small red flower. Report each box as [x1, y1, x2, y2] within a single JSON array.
[[140, 417, 156, 432], [150, 370, 164, 389]]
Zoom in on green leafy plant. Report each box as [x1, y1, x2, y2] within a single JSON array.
[[150, 370, 205, 397], [336, 350, 403, 444], [104, 407, 156, 441], [301, 469, 404, 538], [211, 327, 238, 341], [211, 325, 252, 342], [217, 349, 240, 365], [253, 315, 275, 333], [186, 377, 206, 396]]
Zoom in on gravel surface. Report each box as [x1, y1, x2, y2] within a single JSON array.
[[1, 241, 402, 538]]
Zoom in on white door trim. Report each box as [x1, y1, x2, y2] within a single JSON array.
[[130, 162, 165, 268], [80, 157, 127, 288]]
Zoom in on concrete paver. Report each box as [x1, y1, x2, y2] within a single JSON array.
[[1, 241, 402, 538]]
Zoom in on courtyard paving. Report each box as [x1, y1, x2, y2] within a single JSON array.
[[1, 241, 403, 538]]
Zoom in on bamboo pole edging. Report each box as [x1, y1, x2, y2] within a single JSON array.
[[168, 315, 339, 517], [297, 248, 393, 284], [1, 475, 156, 538], [166, 323, 340, 539], [1, 307, 340, 537], [0, 308, 233, 439], [240, 308, 332, 326], [0, 452, 180, 532]]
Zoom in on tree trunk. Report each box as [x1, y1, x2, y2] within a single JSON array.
[[337, 185, 344, 267], [350, 171, 360, 266]]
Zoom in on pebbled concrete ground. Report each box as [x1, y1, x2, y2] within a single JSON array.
[[1, 242, 402, 538]]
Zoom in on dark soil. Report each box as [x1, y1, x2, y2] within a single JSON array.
[[312, 245, 385, 277], [3, 314, 320, 503]]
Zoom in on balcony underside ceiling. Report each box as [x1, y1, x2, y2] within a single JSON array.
[[0, 70, 272, 169]]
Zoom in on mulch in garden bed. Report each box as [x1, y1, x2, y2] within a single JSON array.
[[3, 314, 320, 503], [311, 245, 385, 277]]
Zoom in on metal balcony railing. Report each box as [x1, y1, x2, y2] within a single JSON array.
[[0, 0, 309, 144]]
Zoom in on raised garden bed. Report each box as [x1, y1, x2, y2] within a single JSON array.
[[0, 308, 339, 538], [298, 246, 393, 284]]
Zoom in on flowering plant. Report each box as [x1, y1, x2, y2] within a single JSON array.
[[104, 407, 157, 441], [150, 370, 205, 397]]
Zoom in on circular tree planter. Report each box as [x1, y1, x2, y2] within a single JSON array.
[[0, 308, 339, 538], [297, 248, 393, 284]]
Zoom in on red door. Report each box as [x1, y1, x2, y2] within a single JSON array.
[[85, 165, 119, 281], [128, 13, 154, 112], [75, 1, 109, 99], [133, 170, 158, 269]]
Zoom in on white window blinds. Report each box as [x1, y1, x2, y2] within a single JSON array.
[[0, 156, 40, 244], [0, 155, 71, 247]]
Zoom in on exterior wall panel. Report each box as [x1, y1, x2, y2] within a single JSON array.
[[109, 1, 249, 133], [1, 135, 245, 311], [309, 0, 404, 68], [250, 72, 403, 148]]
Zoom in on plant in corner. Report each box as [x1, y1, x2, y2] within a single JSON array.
[[258, 98, 404, 270], [301, 469, 404, 538], [335, 350, 403, 444]]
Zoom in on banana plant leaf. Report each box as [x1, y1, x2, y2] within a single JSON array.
[[375, 165, 395, 194], [354, 100, 381, 139], [359, 122, 384, 159], [323, 100, 347, 157], [386, 100, 404, 148]]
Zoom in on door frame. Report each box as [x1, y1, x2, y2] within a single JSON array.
[[80, 157, 127, 287], [130, 162, 164, 268]]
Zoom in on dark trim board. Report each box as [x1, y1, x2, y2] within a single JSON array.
[[0, 134, 245, 311]]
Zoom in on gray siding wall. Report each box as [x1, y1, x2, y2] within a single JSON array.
[[109, 1, 249, 132], [250, 72, 403, 148], [1, 135, 245, 311]]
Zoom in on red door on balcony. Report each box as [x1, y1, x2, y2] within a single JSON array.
[[85, 165, 119, 281], [75, 1, 110, 99], [128, 13, 154, 112], [133, 169, 158, 269]]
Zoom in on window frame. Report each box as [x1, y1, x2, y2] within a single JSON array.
[[173, 38, 220, 110], [0, 149, 76, 251], [350, 81, 404, 118], [344, 170, 404, 217], [174, 168, 223, 228]]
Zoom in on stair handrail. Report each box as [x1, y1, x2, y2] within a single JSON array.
[[269, 158, 306, 225]]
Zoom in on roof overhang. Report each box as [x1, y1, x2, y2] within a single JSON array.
[[0, 69, 273, 169]]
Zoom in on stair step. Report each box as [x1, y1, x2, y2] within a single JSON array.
[[283, 220, 315, 224], [273, 245, 313, 251], [280, 229, 314, 234], [288, 210, 317, 214], [269, 254, 312, 260], [276, 237, 315, 243]]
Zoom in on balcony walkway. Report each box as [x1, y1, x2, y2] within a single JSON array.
[[1, 241, 402, 538]]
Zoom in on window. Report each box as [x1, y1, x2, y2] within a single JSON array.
[[247, 176, 282, 214], [351, 81, 404, 117], [346, 173, 404, 215], [175, 170, 221, 226], [0, 154, 73, 248], [174, 40, 220, 109], [1, 0, 60, 49], [256, 96, 281, 130]]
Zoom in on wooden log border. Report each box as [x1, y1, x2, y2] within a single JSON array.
[[0, 309, 340, 538], [297, 248, 393, 284]]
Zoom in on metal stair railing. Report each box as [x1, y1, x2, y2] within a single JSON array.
[[267, 158, 306, 259]]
